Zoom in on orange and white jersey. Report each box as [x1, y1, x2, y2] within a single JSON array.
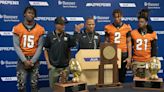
[[105, 23, 132, 52], [131, 29, 157, 62], [12, 23, 45, 56]]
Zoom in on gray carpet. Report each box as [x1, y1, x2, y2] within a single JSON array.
[[39, 83, 163, 92]]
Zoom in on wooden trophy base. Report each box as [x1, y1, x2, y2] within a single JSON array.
[[96, 82, 123, 89], [133, 77, 163, 90], [54, 81, 88, 92]]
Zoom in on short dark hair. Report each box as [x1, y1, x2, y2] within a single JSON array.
[[138, 15, 148, 21], [85, 16, 95, 23], [86, 16, 94, 21], [24, 6, 37, 17], [138, 8, 150, 18], [112, 9, 122, 16]]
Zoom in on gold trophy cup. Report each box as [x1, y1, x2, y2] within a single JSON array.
[[69, 58, 82, 82], [148, 57, 161, 80]]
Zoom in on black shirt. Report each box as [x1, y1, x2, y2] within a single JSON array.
[[44, 31, 76, 68], [74, 31, 100, 49]]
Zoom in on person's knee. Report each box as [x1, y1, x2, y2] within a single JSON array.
[[31, 78, 38, 88], [17, 71, 26, 90]]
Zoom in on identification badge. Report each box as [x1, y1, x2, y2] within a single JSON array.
[[64, 37, 68, 41], [53, 37, 57, 40], [94, 35, 98, 39]]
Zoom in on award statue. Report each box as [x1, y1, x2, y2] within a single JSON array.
[[54, 58, 88, 92], [69, 58, 82, 82], [148, 57, 161, 80], [133, 57, 163, 89]]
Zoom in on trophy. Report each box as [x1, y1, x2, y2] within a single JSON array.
[[69, 58, 82, 82], [133, 57, 163, 89], [135, 64, 147, 78], [148, 57, 161, 80], [54, 58, 88, 92], [97, 43, 120, 88], [59, 68, 68, 84]]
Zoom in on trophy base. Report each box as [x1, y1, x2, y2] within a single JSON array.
[[54, 81, 88, 92], [133, 77, 163, 90], [96, 82, 123, 89]]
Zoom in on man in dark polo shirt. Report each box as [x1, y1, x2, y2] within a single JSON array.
[[74, 17, 100, 49], [44, 17, 76, 89]]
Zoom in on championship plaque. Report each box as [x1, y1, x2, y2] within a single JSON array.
[[97, 43, 120, 88]]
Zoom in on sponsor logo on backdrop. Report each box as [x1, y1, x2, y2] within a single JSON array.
[[58, 0, 77, 8], [150, 17, 164, 22], [29, 1, 49, 6], [0, 47, 14, 51], [0, 31, 13, 36], [144, 2, 160, 9], [0, 0, 19, 5], [86, 3, 111, 7], [93, 16, 111, 23], [34, 16, 56, 21], [156, 31, 164, 35], [66, 17, 84, 21], [1, 77, 17, 81], [122, 17, 138, 22], [0, 14, 19, 22], [119, 3, 136, 8], [39, 75, 49, 81], [0, 60, 17, 68]]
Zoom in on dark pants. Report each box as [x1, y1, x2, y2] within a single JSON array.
[[118, 52, 128, 83], [16, 57, 39, 92]]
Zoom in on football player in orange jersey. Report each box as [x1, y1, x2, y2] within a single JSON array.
[[12, 6, 45, 92], [104, 9, 132, 83], [131, 15, 158, 77]]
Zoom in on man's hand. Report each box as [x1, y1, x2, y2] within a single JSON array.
[[29, 61, 34, 67], [23, 61, 32, 69], [75, 23, 84, 33], [47, 64, 53, 70], [123, 58, 132, 69]]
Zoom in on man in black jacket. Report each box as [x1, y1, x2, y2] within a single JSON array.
[[74, 17, 100, 49], [44, 17, 76, 89]]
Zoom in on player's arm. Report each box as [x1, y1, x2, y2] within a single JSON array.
[[124, 31, 132, 69], [43, 34, 52, 70], [68, 34, 77, 48], [151, 33, 158, 57], [74, 23, 84, 44], [127, 31, 132, 60], [44, 48, 52, 69], [104, 26, 110, 43], [151, 39, 158, 57], [105, 32, 110, 43], [31, 35, 44, 64], [13, 34, 27, 62], [97, 34, 101, 48]]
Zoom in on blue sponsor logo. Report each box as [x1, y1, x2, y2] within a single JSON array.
[[84, 57, 100, 62]]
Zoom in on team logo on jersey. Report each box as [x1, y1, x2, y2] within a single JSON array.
[[53, 37, 57, 40], [64, 37, 68, 41], [82, 36, 86, 38], [94, 35, 98, 39]]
